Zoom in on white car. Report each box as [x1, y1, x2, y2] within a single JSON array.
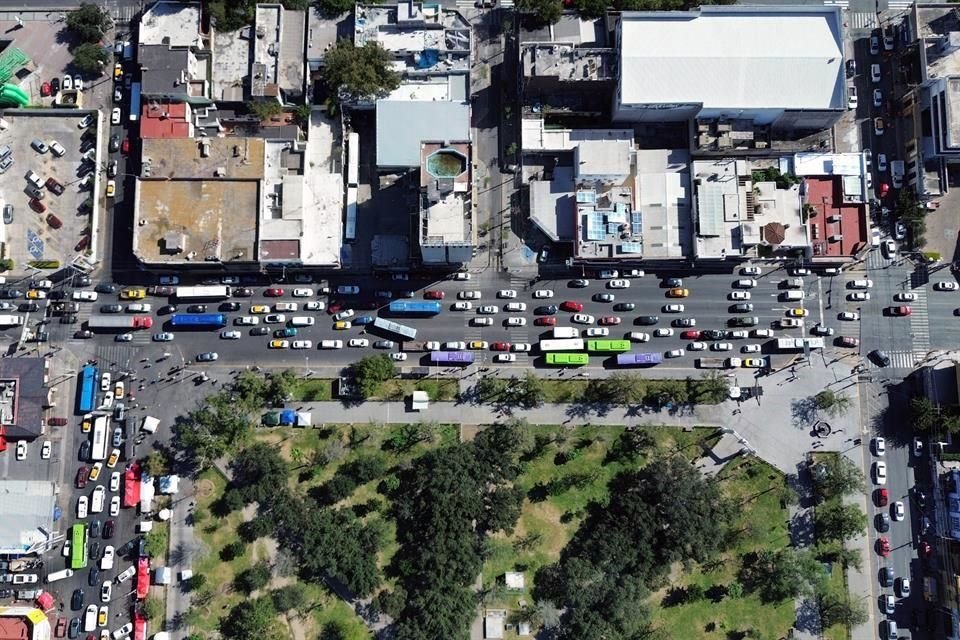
[[505, 317, 526, 327], [533, 290, 554, 298], [391, 353, 408, 361], [780, 318, 804, 328], [893, 501, 905, 521], [100, 372, 112, 392], [663, 304, 684, 313], [111, 108, 121, 125], [874, 461, 887, 485], [113, 623, 133, 639], [849, 279, 874, 289], [728, 330, 748, 339], [511, 343, 532, 352], [84, 605, 97, 633], [110, 472, 120, 492], [729, 291, 751, 301], [236, 316, 259, 325], [453, 301, 473, 311], [653, 328, 674, 337], [101, 582, 112, 603], [495, 353, 517, 363], [497, 289, 517, 299], [220, 330, 241, 339], [292, 288, 314, 297], [741, 266, 761, 276], [125, 303, 151, 313], [735, 279, 758, 288], [711, 342, 733, 352], [348, 339, 369, 348], [752, 329, 774, 338], [877, 152, 888, 172], [628, 332, 650, 342], [874, 437, 886, 456], [479, 305, 499, 314], [100, 546, 115, 570], [473, 317, 493, 326], [741, 344, 761, 354], [291, 340, 312, 349], [74, 290, 98, 302], [274, 302, 298, 312], [894, 293, 916, 302], [333, 309, 355, 321], [304, 301, 326, 311], [585, 327, 609, 337], [838, 311, 859, 321], [847, 292, 870, 302], [91, 486, 106, 513], [15, 440, 26, 460], [452, 272, 470, 281], [687, 342, 707, 351], [109, 495, 120, 516], [571, 314, 595, 325], [40, 441, 51, 460], [50, 140, 66, 157], [665, 349, 685, 358], [624, 269, 644, 278], [459, 291, 481, 300], [598, 270, 618, 279], [934, 281, 959, 291], [77, 496, 89, 519], [504, 302, 526, 312], [153, 332, 175, 341], [608, 279, 630, 289], [444, 341, 466, 350]]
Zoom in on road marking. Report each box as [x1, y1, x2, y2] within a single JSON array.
[[816, 276, 825, 326]]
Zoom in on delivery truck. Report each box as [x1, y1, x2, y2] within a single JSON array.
[[87, 315, 153, 330], [697, 357, 742, 369]]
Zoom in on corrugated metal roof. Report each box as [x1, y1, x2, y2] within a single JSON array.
[[376, 100, 470, 168], [619, 7, 843, 110]]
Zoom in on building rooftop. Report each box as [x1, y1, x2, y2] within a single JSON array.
[[138, 45, 208, 98], [139, 1, 203, 48], [804, 176, 867, 257], [212, 27, 250, 102], [252, 4, 306, 99], [139, 102, 193, 139], [522, 120, 633, 153], [519, 15, 606, 46], [0, 481, 56, 555], [377, 100, 470, 167], [632, 149, 691, 259], [576, 138, 632, 181], [0, 358, 45, 440], [529, 166, 576, 242], [521, 44, 613, 82], [619, 7, 844, 110], [307, 5, 342, 64]]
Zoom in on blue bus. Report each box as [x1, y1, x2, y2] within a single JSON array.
[[169, 313, 227, 328], [388, 301, 442, 316], [78, 365, 97, 413], [430, 351, 474, 364]]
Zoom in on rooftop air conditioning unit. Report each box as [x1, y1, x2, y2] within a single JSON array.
[[829, 235, 842, 242]]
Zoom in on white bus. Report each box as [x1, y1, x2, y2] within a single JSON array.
[[174, 286, 231, 300], [552, 327, 580, 339], [539, 338, 585, 352], [91, 416, 109, 461]]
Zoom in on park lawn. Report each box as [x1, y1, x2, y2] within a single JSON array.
[[822, 562, 850, 640], [649, 457, 795, 639], [291, 379, 333, 402], [376, 378, 459, 401]]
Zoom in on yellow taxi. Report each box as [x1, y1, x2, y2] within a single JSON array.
[[269, 339, 289, 349], [667, 287, 689, 298], [107, 448, 120, 468], [469, 340, 488, 350], [89, 461, 103, 482], [114, 381, 125, 398], [787, 308, 808, 317], [120, 288, 146, 300], [97, 608, 108, 627], [81, 415, 92, 433], [334, 320, 352, 330], [26, 290, 46, 300], [250, 304, 270, 314], [106, 179, 116, 198], [113, 63, 123, 80]]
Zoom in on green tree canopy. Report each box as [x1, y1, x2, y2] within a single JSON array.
[[811, 455, 864, 501], [66, 4, 111, 43], [71, 43, 109, 74], [814, 502, 867, 542], [819, 590, 868, 627], [230, 443, 289, 504], [322, 40, 401, 103], [352, 354, 396, 398], [813, 390, 852, 417], [738, 549, 825, 603], [517, 0, 562, 25], [318, 0, 354, 17], [219, 596, 278, 640], [235, 562, 272, 594], [177, 391, 254, 469]]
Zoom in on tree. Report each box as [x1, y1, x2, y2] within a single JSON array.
[[352, 355, 396, 398], [819, 590, 868, 627], [233, 370, 268, 409], [271, 584, 308, 612], [265, 369, 298, 406], [143, 450, 168, 477], [911, 396, 940, 432], [476, 376, 506, 402], [320, 621, 349, 640], [66, 4, 111, 43], [178, 391, 254, 469], [247, 100, 283, 121], [186, 573, 207, 592], [235, 562, 272, 594], [143, 596, 165, 620], [322, 40, 401, 104], [144, 528, 167, 558], [815, 502, 867, 542], [221, 540, 246, 561], [72, 43, 109, 74], [517, 0, 562, 24], [738, 549, 825, 603], [606, 428, 656, 463], [230, 444, 289, 504], [219, 597, 277, 639], [813, 390, 852, 417], [318, 0, 354, 17], [340, 454, 387, 484], [811, 455, 864, 501], [691, 372, 730, 405]]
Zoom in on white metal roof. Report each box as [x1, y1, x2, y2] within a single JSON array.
[[619, 8, 844, 110]]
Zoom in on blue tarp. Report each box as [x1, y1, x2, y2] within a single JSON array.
[[417, 49, 439, 69], [280, 409, 296, 426]]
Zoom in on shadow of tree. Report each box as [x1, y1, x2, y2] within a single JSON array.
[[794, 597, 822, 634], [791, 397, 819, 428]]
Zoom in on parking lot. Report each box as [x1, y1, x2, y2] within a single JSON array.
[[0, 111, 99, 270]]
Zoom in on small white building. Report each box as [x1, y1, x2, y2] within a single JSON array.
[[504, 571, 525, 590]]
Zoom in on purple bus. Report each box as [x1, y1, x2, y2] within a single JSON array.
[[616, 352, 663, 366], [430, 351, 475, 365]]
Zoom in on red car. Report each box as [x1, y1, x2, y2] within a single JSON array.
[[46, 214, 62, 229], [560, 301, 583, 312], [264, 288, 284, 297], [424, 290, 445, 300], [121, 137, 130, 154], [891, 305, 912, 316], [29, 198, 45, 213], [327, 302, 342, 315], [76, 466, 89, 489], [54, 618, 65, 638], [491, 342, 511, 351], [535, 317, 557, 326], [920, 541, 932, 558], [40, 82, 51, 97], [599, 316, 621, 326], [878, 537, 891, 557], [681, 330, 701, 339], [48, 417, 68, 426], [876, 488, 889, 507], [880, 183, 890, 197], [836, 336, 859, 348]]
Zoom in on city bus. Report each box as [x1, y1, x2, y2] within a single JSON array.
[[78, 365, 97, 413], [388, 301, 442, 316], [69, 523, 88, 570], [538, 338, 585, 352], [173, 286, 231, 300], [586, 339, 631, 353], [372, 317, 417, 340], [169, 313, 227, 328], [91, 416, 108, 461], [616, 352, 663, 366], [430, 351, 474, 364], [545, 353, 589, 366]]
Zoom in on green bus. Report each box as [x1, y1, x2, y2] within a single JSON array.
[[545, 352, 589, 366], [586, 339, 631, 353], [69, 523, 88, 570]]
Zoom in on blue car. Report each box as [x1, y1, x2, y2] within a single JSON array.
[[275, 327, 298, 338], [353, 315, 374, 325]]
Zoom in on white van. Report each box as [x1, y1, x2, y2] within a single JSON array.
[[116, 565, 136, 584], [782, 291, 804, 301], [45, 568, 74, 583], [552, 327, 580, 339], [289, 316, 315, 327], [320, 340, 343, 349], [850, 279, 874, 289]]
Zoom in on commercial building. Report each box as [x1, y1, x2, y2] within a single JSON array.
[[613, 7, 846, 135], [0, 358, 49, 440], [0, 607, 50, 640], [138, 2, 211, 104], [0, 481, 58, 555], [419, 142, 473, 264]]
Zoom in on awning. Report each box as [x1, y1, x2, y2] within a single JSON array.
[[140, 474, 155, 514], [136, 557, 149, 600], [133, 612, 147, 640], [36, 591, 53, 610], [123, 462, 141, 509], [0, 425, 7, 452]]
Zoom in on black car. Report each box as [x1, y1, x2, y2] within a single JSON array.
[[50, 77, 60, 93], [373, 340, 395, 349], [89, 519, 101, 538], [137, 537, 147, 557], [186, 304, 207, 313], [70, 588, 84, 611], [103, 520, 115, 539], [117, 539, 135, 557], [18, 302, 38, 312], [728, 317, 758, 327], [95, 283, 118, 294], [731, 303, 754, 313], [232, 287, 254, 297], [915, 489, 928, 509], [157, 304, 177, 315], [665, 278, 683, 287], [881, 566, 894, 587], [250, 327, 269, 336], [87, 567, 99, 586], [48, 290, 65, 300], [90, 542, 100, 562], [569, 279, 589, 288], [100, 304, 122, 313], [636, 315, 659, 325], [702, 329, 727, 340], [108, 135, 120, 152], [535, 305, 558, 315], [74, 330, 93, 339], [68, 617, 80, 639], [0, 589, 12, 599], [613, 302, 635, 312], [78, 440, 91, 460], [219, 302, 241, 312], [60, 314, 77, 324], [876, 513, 890, 533], [0, 289, 21, 299], [870, 349, 891, 367]]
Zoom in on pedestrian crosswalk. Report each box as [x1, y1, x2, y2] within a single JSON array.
[[908, 285, 931, 356], [865, 248, 892, 270], [878, 349, 918, 369]]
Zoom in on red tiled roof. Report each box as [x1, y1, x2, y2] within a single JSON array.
[[140, 103, 191, 139], [804, 177, 867, 257]]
